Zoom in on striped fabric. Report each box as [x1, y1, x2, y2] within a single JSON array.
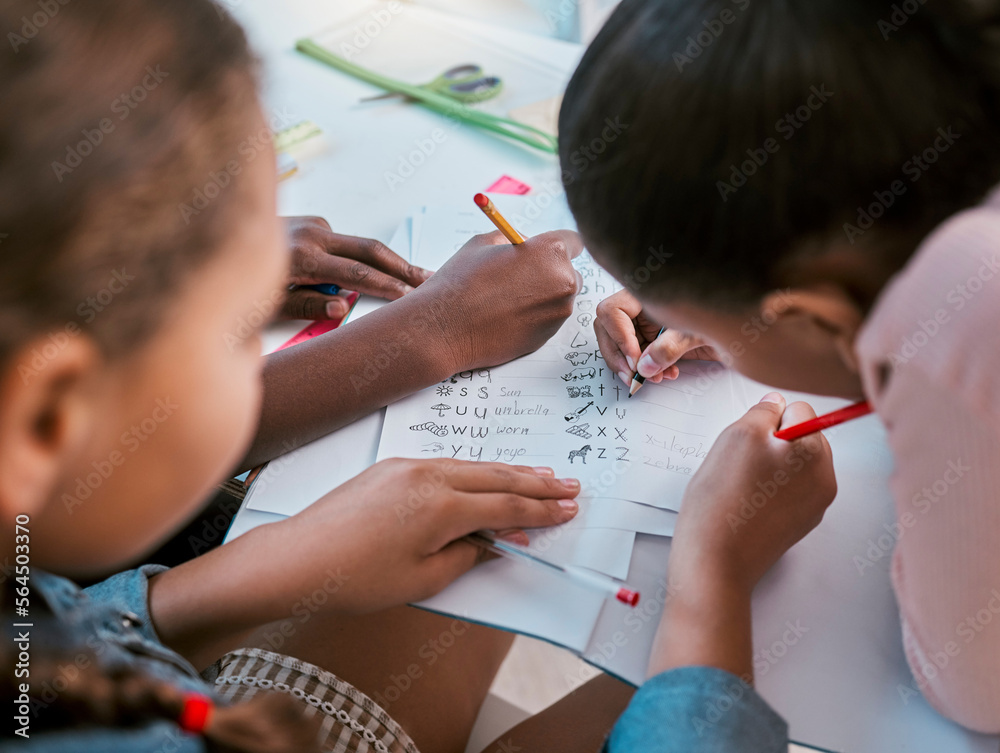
[[211, 648, 421, 753]]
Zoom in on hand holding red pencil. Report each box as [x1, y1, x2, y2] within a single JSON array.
[[670, 393, 838, 591], [648, 393, 838, 680], [773, 399, 871, 440]]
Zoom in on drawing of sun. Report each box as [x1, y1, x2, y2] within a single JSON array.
[[436, 385, 454, 397]]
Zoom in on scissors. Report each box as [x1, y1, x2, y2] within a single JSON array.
[[361, 64, 503, 104], [299, 40, 557, 153]]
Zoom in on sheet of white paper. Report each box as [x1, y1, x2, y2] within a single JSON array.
[[244, 410, 386, 516], [378, 201, 744, 516], [417, 554, 608, 653], [521, 527, 635, 579], [411, 195, 575, 271], [376, 199, 741, 584], [563, 498, 678, 537]]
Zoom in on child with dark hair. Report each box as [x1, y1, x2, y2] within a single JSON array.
[[0, 0, 594, 750], [0, 0, 837, 750], [560, 0, 1000, 742]]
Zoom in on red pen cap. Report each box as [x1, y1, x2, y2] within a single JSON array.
[[617, 588, 640, 607]]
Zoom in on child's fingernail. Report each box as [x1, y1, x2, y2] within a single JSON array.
[[759, 392, 783, 404], [618, 371, 630, 386], [558, 499, 579, 513], [559, 478, 580, 491], [532, 466, 555, 476], [326, 300, 347, 318], [625, 355, 636, 371], [497, 530, 530, 546], [637, 353, 657, 377], [401, 284, 415, 294]]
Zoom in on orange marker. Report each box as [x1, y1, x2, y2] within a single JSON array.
[[774, 400, 872, 441], [474, 193, 526, 244]]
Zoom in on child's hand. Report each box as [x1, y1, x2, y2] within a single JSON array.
[[283, 216, 432, 320], [284, 458, 580, 613], [647, 394, 836, 681], [150, 460, 578, 665], [413, 230, 584, 372], [670, 393, 837, 592], [594, 289, 719, 385]]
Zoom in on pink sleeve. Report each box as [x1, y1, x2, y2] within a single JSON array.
[[878, 363, 1000, 733]]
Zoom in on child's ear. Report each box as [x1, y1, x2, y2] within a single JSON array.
[[761, 287, 865, 373], [0, 335, 102, 526]]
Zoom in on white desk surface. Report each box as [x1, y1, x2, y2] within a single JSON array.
[[222, 3, 999, 752]]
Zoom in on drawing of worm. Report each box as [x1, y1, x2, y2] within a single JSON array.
[[410, 421, 448, 437]]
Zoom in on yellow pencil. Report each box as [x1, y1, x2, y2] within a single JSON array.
[[474, 193, 526, 244]]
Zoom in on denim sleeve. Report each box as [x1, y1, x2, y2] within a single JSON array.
[[82, 564, 169, 646], [605, 666, 788, 753]]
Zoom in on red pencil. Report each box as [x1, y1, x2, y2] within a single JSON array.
[[773, 400, 872, 441]]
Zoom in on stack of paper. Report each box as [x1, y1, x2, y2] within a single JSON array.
[[375, 196, 752, 583]]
